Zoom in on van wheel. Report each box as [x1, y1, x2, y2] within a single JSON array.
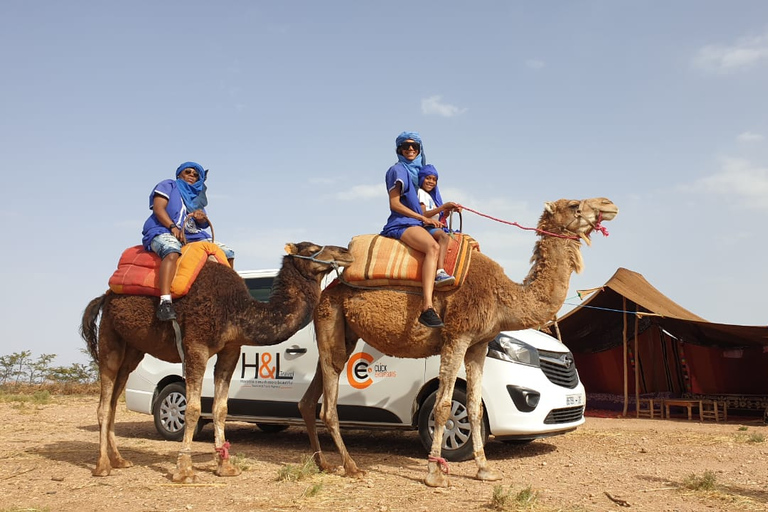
[[153, 382, 204, 441], [256, 423, 289, 433], [418, 388, 488, 462]]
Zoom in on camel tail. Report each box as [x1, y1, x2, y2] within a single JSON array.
[[80, 294, 106, 363]]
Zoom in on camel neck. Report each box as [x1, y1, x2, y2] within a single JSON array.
[[506, 236, 582, 327], [241, 260, 320, 346]]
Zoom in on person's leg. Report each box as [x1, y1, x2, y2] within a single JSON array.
[[215, 242, 235, 269], [150, 234, 182, 321], [434, 230, 451, 272], [158, 253, 180, 296], [432, 230, 456, 287], [400, 226, 439, 310], [400, 227, 444, 327]]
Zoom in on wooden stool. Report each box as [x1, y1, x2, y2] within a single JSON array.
[[700, 400, 727, 422], [664, 399, 701, 420], [637, 398, 664, 419]]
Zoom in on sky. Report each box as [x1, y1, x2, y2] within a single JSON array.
[[2, 1, 767, 367]]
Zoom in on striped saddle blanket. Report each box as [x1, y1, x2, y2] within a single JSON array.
[[342, 233, 479, 288], [108, 241, 230, 298]]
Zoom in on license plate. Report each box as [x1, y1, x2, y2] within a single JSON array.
[[566, 394, 583, 406]]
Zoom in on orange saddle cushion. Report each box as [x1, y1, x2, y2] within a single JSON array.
[[342, 233, 479, 288], [108, 241, 230, 298]]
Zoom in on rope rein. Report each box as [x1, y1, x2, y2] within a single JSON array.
[[178, 212, 215, 245], [290, 246, 344, 278], [455, 203, 610, 240]]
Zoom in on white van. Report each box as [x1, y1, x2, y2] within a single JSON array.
[[125, 269, 585, 461]]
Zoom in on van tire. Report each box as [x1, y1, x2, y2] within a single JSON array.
[[153, 382, 204, 441], [418, 388, 488, 462]]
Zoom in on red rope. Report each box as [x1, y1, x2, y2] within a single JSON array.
[[215, 441, 231, 460], [428, 455, 450, 474], [457, 204, 609, 240]]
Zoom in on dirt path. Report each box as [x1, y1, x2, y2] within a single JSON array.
[[1, 395, 767, 511]]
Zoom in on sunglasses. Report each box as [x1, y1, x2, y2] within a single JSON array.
[[181, 168, 200, 178], [399, 142, 421, 152]]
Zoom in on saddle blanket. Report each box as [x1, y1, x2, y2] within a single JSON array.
[[108, 241, 230, 298], [342, 233, 479, 288]]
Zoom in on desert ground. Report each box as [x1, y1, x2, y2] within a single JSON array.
[[1, 395, 767, 512]]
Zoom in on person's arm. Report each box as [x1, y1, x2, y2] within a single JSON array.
[[389, 184, 441, 228], [152, 195, 183, 240], [423, 201, 460, 220]]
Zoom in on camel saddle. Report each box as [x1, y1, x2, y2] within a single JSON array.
[[341, 233, 479, 289], [108, 241, 230, 299]]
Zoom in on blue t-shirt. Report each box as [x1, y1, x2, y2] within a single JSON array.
[[141, 179, 211, 250], [380, 162, 426, 237]]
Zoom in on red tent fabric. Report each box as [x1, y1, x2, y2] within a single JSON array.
[[552, 268, 768, 401]]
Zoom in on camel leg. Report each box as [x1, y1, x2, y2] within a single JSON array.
[[298, 360, 335, 472], [172, 351, 207, 483], [425, 344, 468, 488], [93, 325, 125, 477], [211, 347, 241, 477], [94, 365, 118, 476], [464, 342, 502, 482], [315, 307, 364, 478], [104, 348, 145, 471]]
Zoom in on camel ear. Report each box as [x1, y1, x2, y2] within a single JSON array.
[[284, 243, 298, 255], [544, 201, 555, 214]]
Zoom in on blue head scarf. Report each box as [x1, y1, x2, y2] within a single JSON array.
[[175, 162, 208, 210], [395, 131, 425, 188], [418, 165, 443, 207]]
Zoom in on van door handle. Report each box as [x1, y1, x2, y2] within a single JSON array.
[[285, 347, 307, 354]]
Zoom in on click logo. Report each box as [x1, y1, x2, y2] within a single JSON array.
[[347, 352, 374, 389]]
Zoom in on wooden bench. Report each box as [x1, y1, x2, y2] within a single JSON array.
[[664, 399, 701, 420], [636, 398, 664, 419], [699, 400, 728, 422]]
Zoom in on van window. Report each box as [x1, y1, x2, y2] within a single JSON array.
[[244, 277, 274, 303]]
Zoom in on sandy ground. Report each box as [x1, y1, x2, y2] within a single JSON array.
[[1, 395, 767, 512]]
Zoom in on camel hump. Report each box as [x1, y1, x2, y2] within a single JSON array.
[[108, 241, 230, 298], [342, 233, 479, 289]]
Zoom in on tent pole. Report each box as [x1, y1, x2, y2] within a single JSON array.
[[634, 305, 640, 417], [623, 297, 628, 417]]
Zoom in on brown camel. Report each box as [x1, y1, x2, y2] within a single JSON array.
[[80, 242, 353, 483], [298, 198, 618, 487]]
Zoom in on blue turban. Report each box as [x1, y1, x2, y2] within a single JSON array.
[[175, 161, 208, 211], [395, 131, 425, 187], [418, 165, 443, 208]]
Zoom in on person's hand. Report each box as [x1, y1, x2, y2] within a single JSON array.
[[442, 202, 461, 213], [422, 216, 442, 228], [170, 225, 183, 241]]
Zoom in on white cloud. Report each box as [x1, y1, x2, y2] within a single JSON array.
[[421, 95, 467, 117], [737, 131, 764, 143], [525, 59, 545, 69], [693, 33, 768, 73], [334, 184, 381, 201], [690, 157, 768, 209]]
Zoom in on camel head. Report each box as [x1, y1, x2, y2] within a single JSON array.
[[542, 197, 618, 246], [284, 241, 354, 281]]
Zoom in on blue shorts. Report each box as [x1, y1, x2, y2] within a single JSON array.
[[381, 224, 428, 240], [150, 234, 235, 260]]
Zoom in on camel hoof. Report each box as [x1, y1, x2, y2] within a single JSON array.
[[111, 458, 133, 469], [424, 471, 450, 488], [215, 461, 242, 477], [476, 467, 503, 481], [345, 468, 367, 479], [92, 466, 111, 477], [171, 471, 198, 484]]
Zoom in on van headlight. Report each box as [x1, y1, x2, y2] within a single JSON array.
[[487, 335, 540, 367]]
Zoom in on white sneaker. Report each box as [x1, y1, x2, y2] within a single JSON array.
[[435, 270, 455, 287]]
